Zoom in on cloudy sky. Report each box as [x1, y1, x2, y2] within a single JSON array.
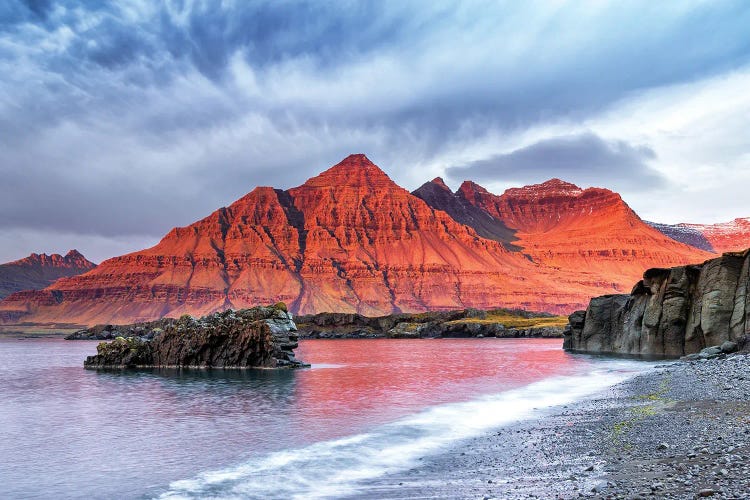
[[1, 0, 749, 263]]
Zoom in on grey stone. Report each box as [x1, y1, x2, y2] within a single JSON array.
[[564, 250, 750, 357], [720, 341, 738, 353]]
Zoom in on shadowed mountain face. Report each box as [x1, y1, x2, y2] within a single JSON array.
[[0, 250, 95, 299], [649, 218, 750, 254], [0, 155, 733, 326], [412, 178, 520, 251], [646, 222, 716, 252]]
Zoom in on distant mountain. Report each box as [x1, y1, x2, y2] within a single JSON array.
[[0, 250, 96, 299], [645, 222, 716, 252], [0, 155, 728, 326], [649, 218, 750, 254]]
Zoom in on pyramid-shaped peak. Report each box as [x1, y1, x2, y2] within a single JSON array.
[[298, 154, 397, 189], [341, 153, 375, 165], [430, 177, 451, 191]]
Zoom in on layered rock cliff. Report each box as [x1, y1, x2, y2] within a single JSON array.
[[0, 155, 607, 326], [82, 304, 306, 369], [0, 155, 733, 327], [564, 249, 750, 357], [0, 250, 95, 299]]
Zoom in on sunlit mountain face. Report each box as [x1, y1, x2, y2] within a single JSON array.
[[1, 2, 749, 266], [1, 155, 731, 327]]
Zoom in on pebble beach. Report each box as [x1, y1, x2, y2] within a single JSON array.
[[358, 353, 750, 499]]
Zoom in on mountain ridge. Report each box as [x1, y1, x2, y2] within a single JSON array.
[[650, 218, 750, 254], [0, 250, 96, 300], [0, 155, 744, 326]]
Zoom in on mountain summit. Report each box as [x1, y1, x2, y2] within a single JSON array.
[[302, 154, 395, 188], [0, 156, 729, 326]]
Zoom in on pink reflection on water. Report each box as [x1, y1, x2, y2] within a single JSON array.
[[291, 338, 583, 442]]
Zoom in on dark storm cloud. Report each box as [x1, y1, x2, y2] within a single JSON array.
[[445, 133, 665, 190], [0, 0, 749, 261]]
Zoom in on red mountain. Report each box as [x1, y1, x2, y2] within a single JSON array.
[[0, 250, 96, 299], [1, 156, 602, 326], [0, 156, 719, 327], [415, 177, 714, 285], [650, 218, 750, 254]]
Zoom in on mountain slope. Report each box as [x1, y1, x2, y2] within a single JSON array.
[[420, 178, 714, 285], [650, 218, 750, 254], [1, 155, 601, 325], [645, 222, 716, 252], [0, 250, 95, 299], [0, 157, 725, 327], [412, 177, 519, 250]]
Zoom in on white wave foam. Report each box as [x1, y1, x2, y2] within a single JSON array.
[[158, 359, 648, 500]]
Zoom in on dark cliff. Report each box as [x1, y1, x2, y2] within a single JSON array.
[[564, 250, 750, 357]]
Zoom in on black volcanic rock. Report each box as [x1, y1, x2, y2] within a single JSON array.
[[82, 304, 307, 369], [412, 178, 520, 250], [564, 249, 750, 357], [646, 221, 716, 252]]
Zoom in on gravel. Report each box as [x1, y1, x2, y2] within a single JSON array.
[[354, 353, 750, 499]]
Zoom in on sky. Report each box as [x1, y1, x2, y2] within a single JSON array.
[[1, 0, 749, 263]]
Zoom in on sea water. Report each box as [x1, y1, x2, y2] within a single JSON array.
[[0, 338, 649, 499]]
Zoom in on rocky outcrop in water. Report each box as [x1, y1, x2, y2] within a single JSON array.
[[296, 308, 565, 339], [82, 304, 307, 369], [564, 250, 750, 357]]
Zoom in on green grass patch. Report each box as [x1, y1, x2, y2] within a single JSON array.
[[446, 312, 568, 329]]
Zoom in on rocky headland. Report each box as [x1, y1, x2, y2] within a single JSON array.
[[564, 249, 750, 357], [295, 308, 566, 339], [80, 303, 307, 369]]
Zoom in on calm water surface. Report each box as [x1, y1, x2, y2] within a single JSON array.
[[0, 338, 647, 499]]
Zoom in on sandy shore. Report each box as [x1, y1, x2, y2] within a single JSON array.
[[355, 353, 750, 499]]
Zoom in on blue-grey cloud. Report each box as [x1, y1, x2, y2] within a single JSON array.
[[445, 133, 665, 190], [0, 0, 749, 261]]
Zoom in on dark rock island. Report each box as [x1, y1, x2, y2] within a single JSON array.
[[79, 303, 307, 369], [564, 249, 750, 357]]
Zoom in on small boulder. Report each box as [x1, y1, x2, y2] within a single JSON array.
[[698, 346, 723, 359], [697, 488, 719, 497], [720, 341, 737, 353]]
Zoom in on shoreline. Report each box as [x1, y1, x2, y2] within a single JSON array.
[[356, 353, 750, 499]]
